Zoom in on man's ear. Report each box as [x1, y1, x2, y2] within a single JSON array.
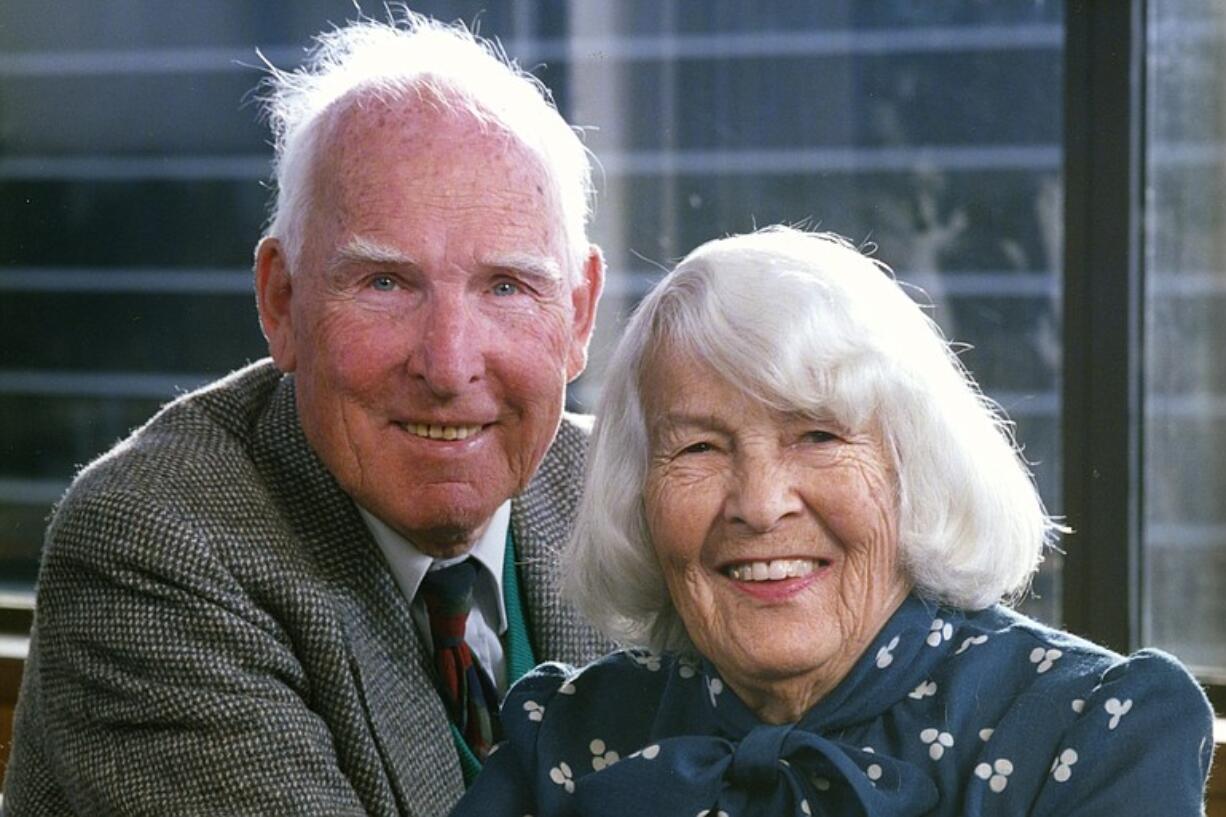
[[254, 237, 298, 372], [566, 244, 606, 382]]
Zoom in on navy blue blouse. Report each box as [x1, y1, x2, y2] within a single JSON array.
[[453, 595, 1214, 816]]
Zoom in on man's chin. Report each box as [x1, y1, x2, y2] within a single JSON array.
[[361, 480, 516, 556], [400, 522, 486, 559], [384, 501, 501, 557]]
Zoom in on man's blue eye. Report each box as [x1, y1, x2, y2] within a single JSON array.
[[492, 281, 520, 297], [369, 276, 398, 292]]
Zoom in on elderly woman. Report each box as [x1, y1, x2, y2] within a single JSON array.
[[453, 228, 1214, 816]]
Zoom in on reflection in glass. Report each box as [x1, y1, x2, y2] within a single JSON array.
[[1143, 0, 1226, 678], [0, 3, 1065, 623], [570, 1, 1064, 624]]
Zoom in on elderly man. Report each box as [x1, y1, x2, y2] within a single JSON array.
[[3, 13, 608, 816]]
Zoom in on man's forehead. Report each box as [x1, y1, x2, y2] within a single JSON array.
[[305, 91, 572, 278], [325, 88, 533, 161], [318, 92, 560, 205]]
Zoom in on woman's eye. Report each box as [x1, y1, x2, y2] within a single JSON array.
[[802, 430, 837, 444], [679, 441, 714, 455], [491, 280, 521, 297], [370, 275, 397, 292]]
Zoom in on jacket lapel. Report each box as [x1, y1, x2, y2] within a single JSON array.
[[330, 565, 464, 816], [512, 415, 615, 666], [255, 375, 465, 815]]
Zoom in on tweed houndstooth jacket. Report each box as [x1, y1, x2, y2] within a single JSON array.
[[2, 359, 612, 816]]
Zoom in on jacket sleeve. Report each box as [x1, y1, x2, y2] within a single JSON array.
[[1027, 648, 1216, 817], [3, 488, 372, 816], [450, 662, 574, 817]]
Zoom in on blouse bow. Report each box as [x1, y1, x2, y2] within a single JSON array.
[[571, 598, 955, 816], [570, 720, 937, 816]]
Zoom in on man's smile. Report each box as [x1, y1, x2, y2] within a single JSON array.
[[397, 422, 485, 440]]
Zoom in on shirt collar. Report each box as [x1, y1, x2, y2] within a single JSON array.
[[358, 500, 510, 634]]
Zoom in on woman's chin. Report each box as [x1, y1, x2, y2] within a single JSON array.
[[709, 646, 844, 723], [712, 636, 844, 690]]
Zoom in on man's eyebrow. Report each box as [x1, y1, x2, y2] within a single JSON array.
[[332, 236, 419, 269], [482, 252, 564, 283], [328, 242, 562, 283]]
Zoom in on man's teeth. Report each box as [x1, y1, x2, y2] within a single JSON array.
[[725, 559, 817, 582], [404, 423, 481, 440]]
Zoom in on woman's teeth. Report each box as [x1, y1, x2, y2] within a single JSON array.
[[725, 559, 817, 582], [403, 423, 481, 440]]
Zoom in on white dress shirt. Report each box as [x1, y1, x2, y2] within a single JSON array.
[[359, 501, 510, 694]]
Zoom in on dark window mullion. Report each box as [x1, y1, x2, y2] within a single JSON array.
[[1061, 0, 1147, 654]]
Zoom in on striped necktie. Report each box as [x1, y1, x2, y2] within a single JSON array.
[[418, 559, 501, 759]]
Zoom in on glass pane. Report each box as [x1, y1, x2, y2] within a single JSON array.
[[1143, 0, 1226, 678], [0, 1, 1065, 629], [570, 1, 1065, 624]]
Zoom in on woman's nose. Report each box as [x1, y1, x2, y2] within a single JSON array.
[[724, 456, 803, 532]]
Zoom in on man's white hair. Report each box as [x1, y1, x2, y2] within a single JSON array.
[[565, 226, 1061, 653], [258, 9, 594, 277]]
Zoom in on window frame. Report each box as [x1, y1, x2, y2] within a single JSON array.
[[0, 2, 1220, 714], [1062, 0, 1224, 711]]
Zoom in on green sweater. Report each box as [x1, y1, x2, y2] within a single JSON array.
[[451, 528, 538, 785]]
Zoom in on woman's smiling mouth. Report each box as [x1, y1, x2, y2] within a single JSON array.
[[722, 557, 831, 582]]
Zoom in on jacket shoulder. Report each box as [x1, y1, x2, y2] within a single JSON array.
[[41, 360, 297, 585], [551, 412, 594, 469], [62, 360, 283, 506], [515, 412, 592, 533]]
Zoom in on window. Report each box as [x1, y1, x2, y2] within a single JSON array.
[[0, 1, 1218, 706], [564, 2, 1064, 627], [1143, 0, 1226, 680]]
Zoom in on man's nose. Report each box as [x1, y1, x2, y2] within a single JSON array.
[[409, 293, 485, 397], [724, 454, 803, 532]]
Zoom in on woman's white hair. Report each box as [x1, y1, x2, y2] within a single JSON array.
[[565, 226, 1061, 653], [258, 8, 593, 276]]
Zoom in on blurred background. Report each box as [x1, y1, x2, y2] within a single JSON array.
[[0, 0, 1222, 728]]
